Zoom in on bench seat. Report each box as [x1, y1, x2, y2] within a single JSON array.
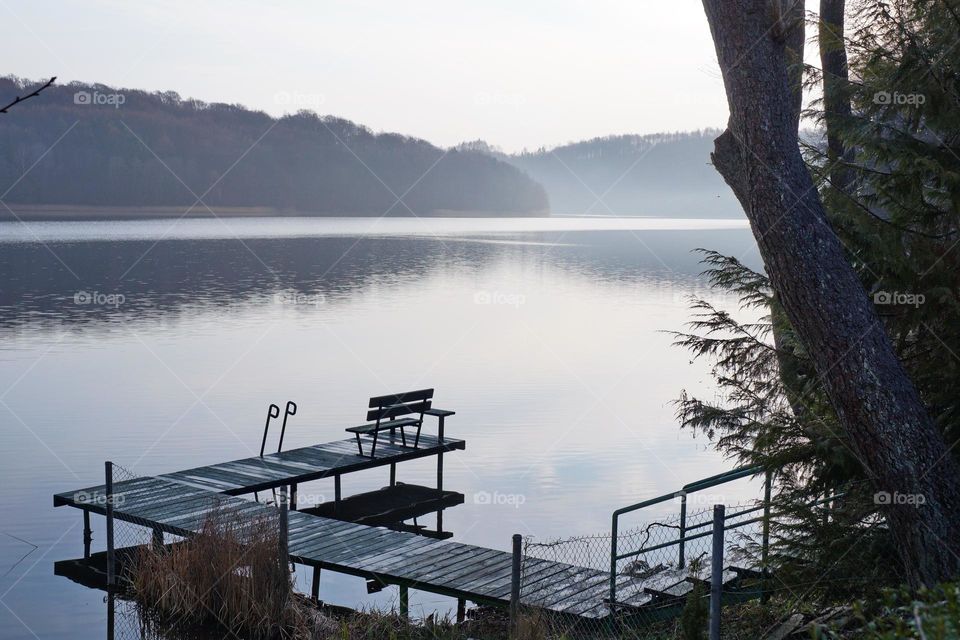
[[346, 417, 420, 435], [347, 389, 454, 458]]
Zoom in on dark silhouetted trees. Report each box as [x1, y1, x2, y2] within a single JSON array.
[[0, 77, 548, 216]]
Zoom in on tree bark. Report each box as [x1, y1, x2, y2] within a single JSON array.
[[819, 0, 853, 191], [701, 0, 960, 585]]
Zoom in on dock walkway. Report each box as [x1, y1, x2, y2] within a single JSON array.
[[152, 433, 464, 496], [55, 474, 628, 618], [55, 432, 728, 620]]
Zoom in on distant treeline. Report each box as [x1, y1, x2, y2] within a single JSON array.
[[461, 131, 742, 218], [0, 77, 548, 216]]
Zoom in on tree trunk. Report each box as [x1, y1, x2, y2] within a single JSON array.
[[819, 0, 853, 191], [701, 0, 960, 585]]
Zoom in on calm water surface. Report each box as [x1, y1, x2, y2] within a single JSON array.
[[0, 216, 762, 639]]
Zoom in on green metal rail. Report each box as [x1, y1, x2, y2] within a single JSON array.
[[608, 466, 772, 612]]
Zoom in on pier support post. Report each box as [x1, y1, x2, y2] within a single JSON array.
[[83, 511, 92, 559], [290, 483, 297, 511], [437, 414, 445, 491], [105, 461, 115, 589], [456, 598, 466, 623], [399, 585, 409, 620], [152, 528, 163, 549], [390, 463, 396, 487], [709, 504, 725, 640], [510, 533, 521, 636], [334, 476, 341, 515], [311, 567, 321, 603], [437, 453, 443, 491], [279, 485, 289, 573]]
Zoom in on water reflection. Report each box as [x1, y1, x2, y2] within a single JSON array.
[[1, 229, 755, 331], [1, 221, 764, 640]]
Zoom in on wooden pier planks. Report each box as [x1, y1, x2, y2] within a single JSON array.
[[54, 435, 465, 506], [53, 432, 645, 619], [159, 434, 465, 495], [55, 474, 616, 618]]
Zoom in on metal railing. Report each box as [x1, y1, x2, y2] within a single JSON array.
[[608, 465, 772, 610]]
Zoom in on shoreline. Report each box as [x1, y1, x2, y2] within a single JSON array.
[[0, 204, 551, 222]]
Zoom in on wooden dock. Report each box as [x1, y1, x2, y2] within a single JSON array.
[[54, 431, 751, 621], [55, 474, 623, 618]]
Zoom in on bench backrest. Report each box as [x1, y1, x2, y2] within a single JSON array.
[[366, 388, 434, 423]]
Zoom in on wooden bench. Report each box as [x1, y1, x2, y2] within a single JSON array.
[[346, 389, 455, 458]]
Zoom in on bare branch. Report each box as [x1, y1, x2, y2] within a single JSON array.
[[0, 77, 56, 114]]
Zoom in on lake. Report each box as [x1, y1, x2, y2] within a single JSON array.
[[0, 216, 763, 639]]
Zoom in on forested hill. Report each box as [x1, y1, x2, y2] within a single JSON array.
[[0, 78, 548, 217], [461, 131, 742, 218]]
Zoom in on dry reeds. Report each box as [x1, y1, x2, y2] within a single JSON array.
[[129, 504, 521, 639], [130, 504, 304, 639]]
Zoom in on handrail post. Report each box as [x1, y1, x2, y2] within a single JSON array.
[[105, 461, 115, 589], [678, 492, 687, 568], [609, 512, 619, 631], [510, 533, 522, 637], [709, 504, 725, 640]]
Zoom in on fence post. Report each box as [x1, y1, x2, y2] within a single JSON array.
[[510, 533, 522, 636], [107, 592, 115, 640], [105, 460, 115, 589], [609, 513, 619, 616], [678, 491, 688, 568], [761, 470, 772, 604], [709, 504, 725, 640]]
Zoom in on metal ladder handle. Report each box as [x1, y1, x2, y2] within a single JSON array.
[[259, 404, 281, 457], [277, 401, 297, 453]]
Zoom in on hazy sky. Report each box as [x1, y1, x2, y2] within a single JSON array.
[[4, 0, 736, 152]]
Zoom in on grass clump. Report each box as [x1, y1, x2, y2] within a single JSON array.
[[130, 505, 320, 639]]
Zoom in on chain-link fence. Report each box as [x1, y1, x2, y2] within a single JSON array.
[[107, 594, 152, 640], [104, 462, 157, 640], [520, 532, 614, 638], [519, 497, 770, 638], [101, 461, 298, 640], [108, 461, 156, 574]]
